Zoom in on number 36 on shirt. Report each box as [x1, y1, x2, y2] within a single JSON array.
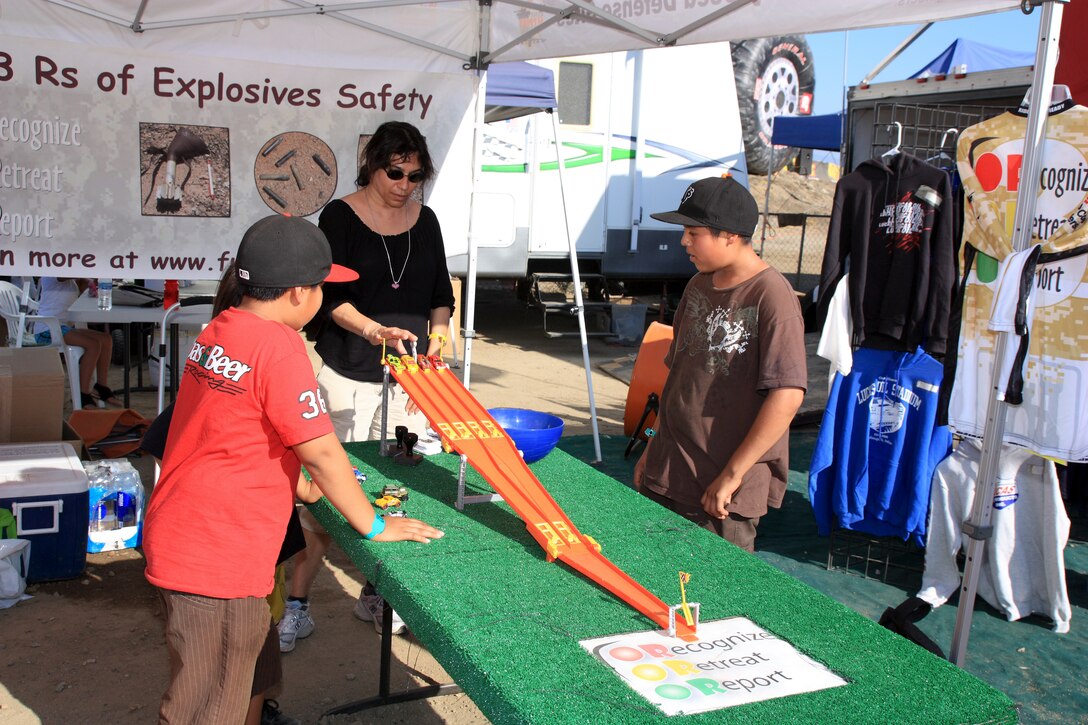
[[298, 388, 328, 419]]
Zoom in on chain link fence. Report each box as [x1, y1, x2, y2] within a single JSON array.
[[757, 212, 830, 297]]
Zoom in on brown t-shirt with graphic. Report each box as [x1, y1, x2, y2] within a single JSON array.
[[641, 267, 807, 518]]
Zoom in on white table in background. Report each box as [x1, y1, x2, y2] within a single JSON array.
[[66, 282, 217, 407]]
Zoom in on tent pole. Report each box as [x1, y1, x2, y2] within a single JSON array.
[[628, 51, 646, 254], [760, 134, 775, 258], [948, 0, 1064, 668], [859, 22, 932, 84], [550, 109, 603, 462], [461, 71, 488, 390]]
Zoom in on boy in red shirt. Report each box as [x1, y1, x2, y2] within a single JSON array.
[[144, 215, 443, 723]]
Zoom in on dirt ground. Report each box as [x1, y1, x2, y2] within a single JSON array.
[[748, 168, 836, 216], [0, 281, 636, 724]]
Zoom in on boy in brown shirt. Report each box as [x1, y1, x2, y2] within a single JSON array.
[[635, 176, 807, 551]]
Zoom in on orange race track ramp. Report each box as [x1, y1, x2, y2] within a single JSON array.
[[386, 354, 698, 641]]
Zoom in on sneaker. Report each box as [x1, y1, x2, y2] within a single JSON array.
[[277, 600, 315, 653], [353, 592, 407, 635], [261, 699, 301, 725]]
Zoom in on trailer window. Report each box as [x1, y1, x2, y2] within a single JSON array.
[[558, 62, 592, 126]]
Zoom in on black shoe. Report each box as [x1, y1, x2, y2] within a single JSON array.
[[261, 700, 301, 725], [93, 383, 122, 407]]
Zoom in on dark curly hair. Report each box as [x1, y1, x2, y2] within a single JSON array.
[[355, 121, 435, 187]]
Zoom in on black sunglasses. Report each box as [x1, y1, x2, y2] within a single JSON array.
[[384, 167, 425, 183]]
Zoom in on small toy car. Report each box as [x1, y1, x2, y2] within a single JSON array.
[[385, 510, 408, 518], [374, 495, 402, 510], [352, 467, 368, 482], [382, 485, 409, 500]]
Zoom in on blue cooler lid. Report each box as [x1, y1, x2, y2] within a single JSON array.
[[0, 442, 89, 498]]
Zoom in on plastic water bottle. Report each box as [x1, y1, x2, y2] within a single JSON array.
[[97, 278, 113, 310], [109, 462, 143, 529], [87, 465, 117, 532]]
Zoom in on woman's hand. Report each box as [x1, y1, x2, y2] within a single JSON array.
[[363, 324, 417, 355], [372, 516, 444, 543]]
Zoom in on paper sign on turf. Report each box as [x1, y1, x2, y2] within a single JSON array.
[[581, 617, 847, 716]]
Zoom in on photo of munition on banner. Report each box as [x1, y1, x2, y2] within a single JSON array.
[[254, 131, 338, 217], [138, 123, 230, 217]]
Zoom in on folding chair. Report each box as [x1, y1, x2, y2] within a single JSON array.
[[0, 280, 87, 410], [153, 298, 213, 486], [156, 298, 214, 414]]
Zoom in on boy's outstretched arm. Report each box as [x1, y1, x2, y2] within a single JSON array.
[[294, 432, 444, 544], [701, 387, 804, 519]]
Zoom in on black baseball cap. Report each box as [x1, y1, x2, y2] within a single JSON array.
[[236, 215, 358, 287], [650, 176, 759, 237]]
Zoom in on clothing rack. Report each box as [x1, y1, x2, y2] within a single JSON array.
[[868, 102, 1011, 163]]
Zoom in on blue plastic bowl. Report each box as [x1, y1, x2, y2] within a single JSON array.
[[488, 408, 565, 463]]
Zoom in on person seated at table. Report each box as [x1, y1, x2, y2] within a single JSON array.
[[142, 214, 445, 724], [34, 277, 121, 409]]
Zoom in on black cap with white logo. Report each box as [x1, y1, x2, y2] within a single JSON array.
[[650, 176, 759, 237], [236, 215, 358, 288]]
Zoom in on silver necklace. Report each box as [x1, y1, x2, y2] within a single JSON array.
[[366, 190, 411, 290]]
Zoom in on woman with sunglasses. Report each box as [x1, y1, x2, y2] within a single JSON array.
[[280, 121, 455, 647]]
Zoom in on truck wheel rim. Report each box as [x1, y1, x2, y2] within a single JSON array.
[[758, 56, 800, 139]]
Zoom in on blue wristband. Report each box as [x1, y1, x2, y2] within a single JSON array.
[[365, 513, 386, 540]]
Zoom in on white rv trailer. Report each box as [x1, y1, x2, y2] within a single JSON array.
[[452, 38, 815, 286]]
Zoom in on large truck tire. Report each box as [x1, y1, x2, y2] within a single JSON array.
[[732, 35, 815, 176]]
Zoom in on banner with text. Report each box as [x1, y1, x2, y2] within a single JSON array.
[[581, 617, 847, 716], [0, 34, 475, 279]]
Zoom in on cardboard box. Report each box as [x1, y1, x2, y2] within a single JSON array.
[[0, 441, 89, 582], [0, 347, 65, 444], [61, 421, 90, 460]]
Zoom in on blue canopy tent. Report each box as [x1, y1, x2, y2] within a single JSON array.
[[910, 38, 1035, 78], [770, 112, 843, 151], [484, 61, 557, 122]]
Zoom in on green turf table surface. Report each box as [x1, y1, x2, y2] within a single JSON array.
[[308, 443, 1017, 724]]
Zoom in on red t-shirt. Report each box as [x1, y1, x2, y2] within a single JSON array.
[[144, 308, 333, 598]]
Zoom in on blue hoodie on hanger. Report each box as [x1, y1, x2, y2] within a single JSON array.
[[809, 346, 953, 546]]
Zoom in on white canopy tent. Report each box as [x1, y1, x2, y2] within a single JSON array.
[[30, 1, 1021, 68], [8, 0, 1062, 665]]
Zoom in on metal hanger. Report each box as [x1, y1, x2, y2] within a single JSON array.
[[881, 122, 902, 160], [926, 127, 959, 166]]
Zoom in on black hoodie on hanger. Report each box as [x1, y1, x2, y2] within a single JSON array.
[[817, 152, 955, 356]]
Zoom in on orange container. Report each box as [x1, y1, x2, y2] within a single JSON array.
[[623, 322, 673, 438]]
